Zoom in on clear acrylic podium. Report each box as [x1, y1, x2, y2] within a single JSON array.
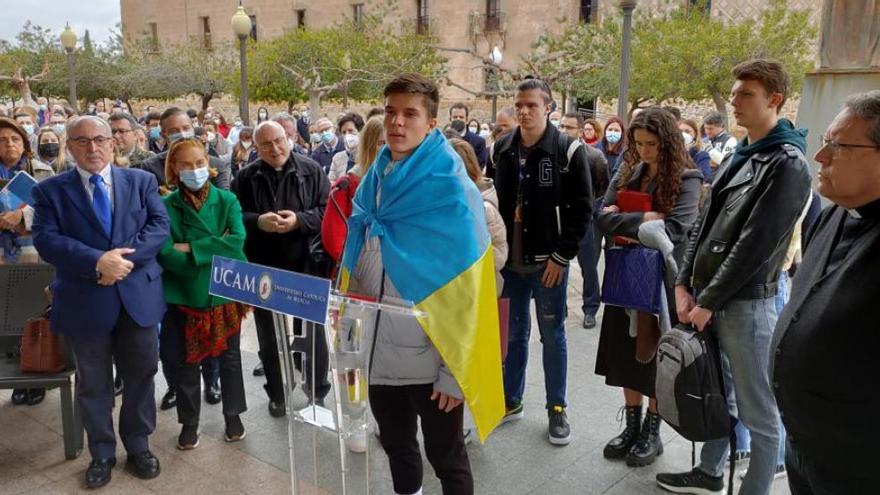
[[271, 290, 424, 495]]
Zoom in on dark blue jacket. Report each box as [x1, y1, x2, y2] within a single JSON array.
[[688, 147, 712, 183], [463, 129, 488, 169], [311, 139, 346, 175], [31, 167, 170, 336]]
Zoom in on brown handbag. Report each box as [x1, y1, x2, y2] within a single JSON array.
[[20, 315, 65, 373]]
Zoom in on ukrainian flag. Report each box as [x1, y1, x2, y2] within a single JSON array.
[[339, 128, 504, 442]]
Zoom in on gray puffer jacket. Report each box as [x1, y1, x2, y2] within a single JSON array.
[[351, 236, 462, 399]]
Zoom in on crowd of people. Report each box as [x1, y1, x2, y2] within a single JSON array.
[[1, 57, 878, 495]]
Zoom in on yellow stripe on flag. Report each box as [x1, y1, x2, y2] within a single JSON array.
[[416, 246, 505, 443]]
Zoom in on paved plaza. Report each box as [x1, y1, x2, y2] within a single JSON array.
[[0, 260, 793, 495]]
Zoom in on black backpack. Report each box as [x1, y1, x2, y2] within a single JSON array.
[[656, 324, 737, 493]]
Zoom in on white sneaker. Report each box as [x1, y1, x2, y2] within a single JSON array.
[[345, 431, 368, 453]]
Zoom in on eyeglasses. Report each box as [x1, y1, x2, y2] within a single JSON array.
[[111, 128, 133, 135], [819, 135, 879, 158], [69, 136, 113, 147], [257, 137, 287, 150], [558, 124, 579, 131]]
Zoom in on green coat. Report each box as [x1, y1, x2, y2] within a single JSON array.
[[158, 186, 247, 309]]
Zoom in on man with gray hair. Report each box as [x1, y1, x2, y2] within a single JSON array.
[[770, 90, 880, 494], [310, 117, 345, 174], [32, 115, 169, 488], [272, 113, 309, 157], [108, 112, 154, 167], [232, 121, 329, 416]]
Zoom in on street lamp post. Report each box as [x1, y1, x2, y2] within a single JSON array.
[[60, 23, 77, 112], [489, 46, 503, 123], [617, 0, 638, 124], [231, 4, 252, 126]]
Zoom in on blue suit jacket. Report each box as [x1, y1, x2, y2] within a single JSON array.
[[31, 166, 170, 337]]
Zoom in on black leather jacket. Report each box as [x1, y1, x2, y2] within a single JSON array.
[[676, 143, 811, 311]]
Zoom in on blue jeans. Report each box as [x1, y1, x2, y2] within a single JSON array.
[[698, 296, 782, 495], [732, 272, 789, 468], [576, 219, 602, 317], [501, 266, 569, 409]]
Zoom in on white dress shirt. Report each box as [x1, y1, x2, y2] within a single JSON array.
[[76, 164, 115, 212]]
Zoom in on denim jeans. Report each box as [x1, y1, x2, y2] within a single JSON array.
[[501, 266, 569, 409], [698, 296, 782, 495], [576, 219, 602, 318], [732, 272, 789, 467]]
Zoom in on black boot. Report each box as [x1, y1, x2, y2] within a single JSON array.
[[626, 410, 663, 467], [603, 405, 642, 459]]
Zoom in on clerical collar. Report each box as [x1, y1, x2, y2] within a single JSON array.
[[847, 196, 880, 220]]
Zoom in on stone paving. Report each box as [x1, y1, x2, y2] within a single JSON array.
[[0, 258, 793, 495]]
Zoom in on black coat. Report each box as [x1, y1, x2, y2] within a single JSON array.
[[493, 124, 593, 267], [231, 154, 329, 270], [676, 144, 811, 310], [770, 203, 880, 478], [462, 129, 488, 169]]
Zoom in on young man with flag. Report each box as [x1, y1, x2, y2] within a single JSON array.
[[338, 73, 504, 495]]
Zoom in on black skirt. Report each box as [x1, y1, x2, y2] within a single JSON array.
[[594, 304, 656, 397]]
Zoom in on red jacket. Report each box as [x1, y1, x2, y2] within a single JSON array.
[[321, 172, 361, 263]]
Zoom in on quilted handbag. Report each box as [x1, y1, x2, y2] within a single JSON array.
[[601, 245, 664, 314]]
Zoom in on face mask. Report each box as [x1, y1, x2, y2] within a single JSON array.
[[468, 126, 478, 134], [240, 140, 252, 150], [258, 112, 268, 119], [344, 133, 360, 150], [234, 120, 243, 128], [168, 130, 194, 143], [38, 143, 60, 158], [52, 124, 65, 135], [149, 127, 161, 140], [606, 130, 622, 144], [179, 167, 210, 191], [479, 130, 491, 139], [549, 119, 560, 128], [39, 104, 47, 111], [310, 132, 322, 144], [321, 131, 334, 144], [22, 124, 34, 136], [207, 132, 216, 142], [682, 132, 694, 147], [301, 111, 310, 123]]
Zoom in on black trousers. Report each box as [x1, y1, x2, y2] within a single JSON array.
[[370, 384, 473, 495], [159, 316, 219, 391], [786, 440, 875, 495], [253, 307, 329, 403], [66, 309, 158, 460], [162, 306, 247, 426]]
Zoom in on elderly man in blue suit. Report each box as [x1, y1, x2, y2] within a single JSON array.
[[31, 115, 170, 489]]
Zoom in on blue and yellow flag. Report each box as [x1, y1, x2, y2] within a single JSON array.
[[339, 128, 504, 442]]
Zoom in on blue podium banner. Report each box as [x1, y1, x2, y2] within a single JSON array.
[[209, 256, 331, 324]]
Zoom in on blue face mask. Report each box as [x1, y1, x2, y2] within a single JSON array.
[[310, 132, 322, 144], [149, 127, 161, 140], [321, 130, 335, 144], [606, 130, 622, 144], [51, 124, 65, 136], [179, 167, 210, 191], [168, 130, 195, 143]]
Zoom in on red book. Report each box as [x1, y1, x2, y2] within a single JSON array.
[[613, 190, 653, 246]]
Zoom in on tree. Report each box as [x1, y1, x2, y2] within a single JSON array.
[[245, 10, 445, 113]]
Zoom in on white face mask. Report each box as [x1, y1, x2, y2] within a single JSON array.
[[550, 119, 561, 128], [682, 132, 694, 147], [344, 133, 360, 150], [479, 130, 491, 139], [207, 132, 216, 142], [468, 126, 478, 135], [240, 140, 252, 150]]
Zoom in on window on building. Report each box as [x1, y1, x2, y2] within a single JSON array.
[[486, 0, 502, 32], [353, 3, 365, 24], [249, 15, 257, 41], [579, 0, 594, 23], [295, 9, 306, 28], [416, 0, 429, 35], [148, 22, 159, 52], [200, 16, 212, 50]]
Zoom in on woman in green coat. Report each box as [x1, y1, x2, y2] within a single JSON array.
[[158, 138, 249, 450]]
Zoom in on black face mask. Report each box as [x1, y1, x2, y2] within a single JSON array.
[[38, 143, 60, 159]]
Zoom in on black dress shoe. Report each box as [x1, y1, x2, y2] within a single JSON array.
[[26, 388, 46, 406], [268, 399, 286, 417], [126, 451, 160, 479], [159, 389, 176, 410], [85, 457, 116, 488], [113, 375, 123, 396], [11, 389, 27, 405], [253, 363, 265, 376], [205, 385, 222, 405]]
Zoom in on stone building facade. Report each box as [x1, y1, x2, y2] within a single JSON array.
[[120, 0, 820, 120]]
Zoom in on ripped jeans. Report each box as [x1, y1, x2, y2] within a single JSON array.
[[501, 266, 569, 409]]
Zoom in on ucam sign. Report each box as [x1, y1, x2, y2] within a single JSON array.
[[209, 256, 331, 325]]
